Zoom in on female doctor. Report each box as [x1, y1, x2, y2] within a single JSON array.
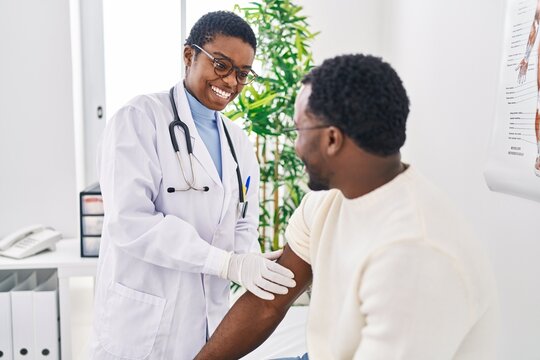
[[90, 11, 296, 360]]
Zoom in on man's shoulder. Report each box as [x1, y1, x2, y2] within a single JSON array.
[[299, 189, 341, 223], [301, 189, 335, 206]]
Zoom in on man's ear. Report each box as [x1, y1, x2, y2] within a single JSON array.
[[326, 126, 344, 157], [183, 45, 194, 67]]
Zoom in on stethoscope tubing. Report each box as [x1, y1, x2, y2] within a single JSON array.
[[168, 87, 245, 205]]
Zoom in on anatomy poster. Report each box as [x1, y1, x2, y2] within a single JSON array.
[[485, 0, 540, 202]]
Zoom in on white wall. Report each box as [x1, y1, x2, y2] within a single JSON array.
[[103, 0, 182, 117], [301, 0, 540, 358], [299, 0, 384, 62], [0, 0, 78, 237]]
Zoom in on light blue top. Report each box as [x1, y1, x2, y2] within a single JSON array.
[[184, 89, 222, 180]]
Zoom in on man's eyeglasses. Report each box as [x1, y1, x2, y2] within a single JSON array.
[[191, 44, 258, 85], [282, 124, 332, 133]]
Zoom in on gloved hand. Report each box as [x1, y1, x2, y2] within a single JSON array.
[[222, 249, 296, 300]]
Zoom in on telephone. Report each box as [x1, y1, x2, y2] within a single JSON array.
[[0, 224, 62, 259]]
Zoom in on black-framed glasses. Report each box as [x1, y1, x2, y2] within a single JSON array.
[[191, 44, 258, 85], [282, 124, 332, 133]]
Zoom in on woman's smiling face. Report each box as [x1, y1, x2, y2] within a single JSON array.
[[183, 34, 255, 111]]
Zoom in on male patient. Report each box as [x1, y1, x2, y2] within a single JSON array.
[[196, 54, 499, 360]]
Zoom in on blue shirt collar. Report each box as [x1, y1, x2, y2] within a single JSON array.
[[184, 87, 216, 122]]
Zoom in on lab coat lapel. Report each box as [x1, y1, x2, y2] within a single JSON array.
[[217, 116, 239, 222], [174, 82, 222, 187]]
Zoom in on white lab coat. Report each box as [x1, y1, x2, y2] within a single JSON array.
[[89, 81, 260, 360]]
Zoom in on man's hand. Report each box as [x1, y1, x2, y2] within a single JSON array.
[[226, 251, 296, 300]]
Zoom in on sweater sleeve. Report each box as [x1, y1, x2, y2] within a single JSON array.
[[284, 192, 314, 264], [354, 240, 473, 360]]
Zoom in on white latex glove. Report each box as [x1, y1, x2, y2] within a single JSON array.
[[222, 250, 296, 300], [262, 249, 284, 261]]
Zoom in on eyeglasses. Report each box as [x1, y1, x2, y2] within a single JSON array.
[[191, 44, 258, 85], [282, 124, 332, 133]]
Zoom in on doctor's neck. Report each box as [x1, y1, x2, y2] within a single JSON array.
[[183, 82, 203, 106], [184, 84, 216, 119]]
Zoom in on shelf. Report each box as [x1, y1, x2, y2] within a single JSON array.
[[0, 238, 98, 359], [0, 238, 97, 275]]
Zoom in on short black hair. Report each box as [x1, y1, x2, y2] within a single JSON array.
[[302, 54, 409, 156], [185, 11, 257, 53]]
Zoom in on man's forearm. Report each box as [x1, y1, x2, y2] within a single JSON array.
[[195, 292, 288, 360], [195, 245, 312, 360]]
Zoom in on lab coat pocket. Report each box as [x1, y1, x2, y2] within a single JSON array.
[[100, 282, 166, 359]]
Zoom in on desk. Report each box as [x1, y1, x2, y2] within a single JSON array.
[[0, 239, 97, 359]]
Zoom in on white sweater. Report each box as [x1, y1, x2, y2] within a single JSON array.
[[285, 167, 499, 360]]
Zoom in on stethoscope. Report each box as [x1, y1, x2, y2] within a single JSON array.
[[167, 87, 248, 217]]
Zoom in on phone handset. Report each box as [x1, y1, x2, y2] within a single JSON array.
[[0, 224, 62, 259], [0, 224, 46, 251]]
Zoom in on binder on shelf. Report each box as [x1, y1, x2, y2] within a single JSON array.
[[80, 182, 103, 257], [0, 272, 17, 360], [11, 271, 37, 360], [33, 271, 59, 360]]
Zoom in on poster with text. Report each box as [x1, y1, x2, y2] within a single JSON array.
[[485, 0, 540, 202]]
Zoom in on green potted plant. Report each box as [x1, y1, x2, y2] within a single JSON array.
[[227, 0, 318, 252]]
